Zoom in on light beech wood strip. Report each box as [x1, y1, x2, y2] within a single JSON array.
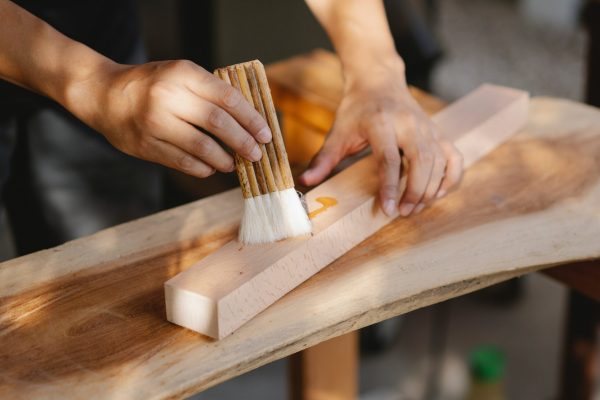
[[165, 84, 531, 339]]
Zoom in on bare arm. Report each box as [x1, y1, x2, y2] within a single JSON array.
[[0, 0, 271, 177], [303, 0, 463, 216]]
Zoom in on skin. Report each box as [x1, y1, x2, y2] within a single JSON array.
[[303, 0, 463, 216], [0, 0, 462, 217]]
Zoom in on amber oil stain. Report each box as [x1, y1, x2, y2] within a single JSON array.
[[308, 197, 338, 219]]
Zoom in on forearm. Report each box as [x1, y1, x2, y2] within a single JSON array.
[[0, 0, 114, 110], [305, 0, 403, 85]]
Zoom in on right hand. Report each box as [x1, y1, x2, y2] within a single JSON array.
[[65, 59, 271, 178]]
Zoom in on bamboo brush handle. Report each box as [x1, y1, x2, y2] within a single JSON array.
[[215, 60, 295, 198], [214, 69, 255, 199], [225, 68, 267, 197], [232, 65, 279, 195], [244, 65, 285, 191], [251, 60, 295, 190]]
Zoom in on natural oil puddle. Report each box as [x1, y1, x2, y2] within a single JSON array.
[[308, 197, 338, 219]]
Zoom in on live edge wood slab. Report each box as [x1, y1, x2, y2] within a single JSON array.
[[165, 84, 529, 339], [1, 96, 599, 399]]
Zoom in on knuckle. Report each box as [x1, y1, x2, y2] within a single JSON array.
[[380, 150, 401, 169], [197, 167, 215, 178], [368, 111, 387, 127], [380, 184, 398, 199], [175, 154, 195, 171], [434, 154, 447, 173], [207, 107, 227, 130], [404, 187, 423, 203], [148, 82, 171, 102], [238, 134, 257, 156], [140, 112, 161, 132], [401, 114, 418, 132], [170, 59, 194, 72], [249, 113, 267, 132], [419, 148, 434, 165], [192, 135, 212, 157], [137, 138, 153, 156], [221, 85, 242, 108]]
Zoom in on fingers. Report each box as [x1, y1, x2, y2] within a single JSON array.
[[299, 131, 346, 186], [420, 126, 447, 205], [437, 140, 463, 197], [398, 124, 434, 216], [185, 69, 272, 144], [145, 138, 216, 179], [157, 117, 235, 173], [175, 94, 263, 163], [368, 114, 402, 217]]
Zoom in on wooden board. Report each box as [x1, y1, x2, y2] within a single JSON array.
[[1, 97, 599, 399], [165, 84, 529, 339]]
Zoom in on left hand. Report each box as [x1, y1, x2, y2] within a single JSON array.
[[299, 58, 463, 217]]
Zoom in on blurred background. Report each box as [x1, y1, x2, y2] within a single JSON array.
[[0, 0, 596, 399]]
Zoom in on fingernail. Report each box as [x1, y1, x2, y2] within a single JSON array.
[[257, 127, 272, 143], [399, 203, 415, 217], [383, 199, 396, 216], [436, 189, 447, 199], [414, 203, 425, 214], [250, 146, 262, 161]]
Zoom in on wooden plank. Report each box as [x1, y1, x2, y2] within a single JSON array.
[[289, 331, 358, 400], [1, 97, 599, 400], [165, 84, 529, 339]]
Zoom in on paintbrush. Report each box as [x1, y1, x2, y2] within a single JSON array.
[[214, 60, 312, 245]]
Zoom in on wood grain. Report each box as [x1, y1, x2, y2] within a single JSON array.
[[165, 84, 529, 339], [0, 97, 599, 399]]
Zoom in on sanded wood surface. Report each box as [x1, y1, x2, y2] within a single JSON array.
[[165, 84, 529, 339], [1, 97, 599, 399]]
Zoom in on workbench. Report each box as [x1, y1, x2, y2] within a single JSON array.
[[1, 50, 599, 399]]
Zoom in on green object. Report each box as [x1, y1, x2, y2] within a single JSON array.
[[469, 346, 505, 383]]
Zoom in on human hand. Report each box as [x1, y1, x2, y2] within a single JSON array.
[[299, 57, 463, 217], [65, 60, 271, 178]]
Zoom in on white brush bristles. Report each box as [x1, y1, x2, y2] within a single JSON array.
[[277, 188, 312, 238], [239, 189, 312, 245]]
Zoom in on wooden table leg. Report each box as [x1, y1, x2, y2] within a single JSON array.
[[289, 331, 359, 400], [558, 290, 599, 400]]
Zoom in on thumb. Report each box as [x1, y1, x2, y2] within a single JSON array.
[[299, 136, 345, 186]]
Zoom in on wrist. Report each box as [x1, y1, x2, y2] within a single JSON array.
[[341, 51, 406, 91], [59, 51, 122, 126]]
